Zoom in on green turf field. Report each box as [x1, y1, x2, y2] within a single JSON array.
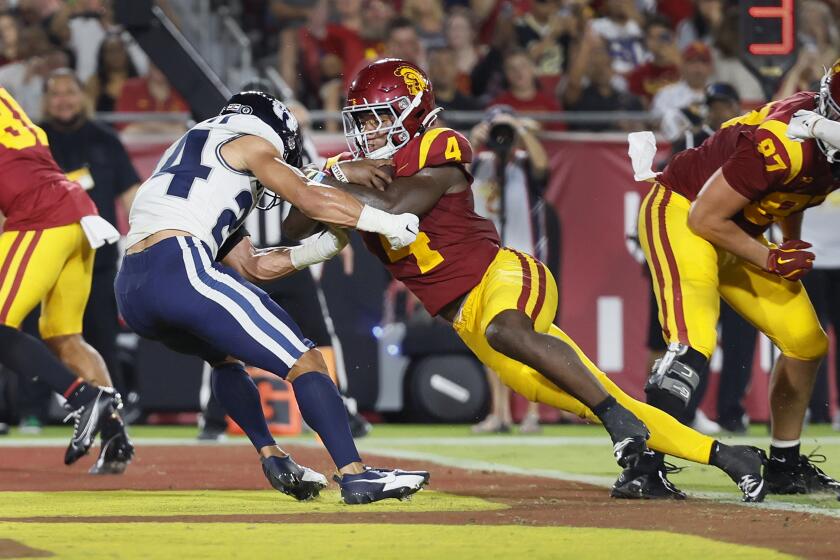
[[5, 423, 840, 509]]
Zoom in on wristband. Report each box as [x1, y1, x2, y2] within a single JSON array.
[[356, 204, 391, 234], [330, 162, 349, 183], [304, 168, 326, 184], [289, 229, 348, 269]]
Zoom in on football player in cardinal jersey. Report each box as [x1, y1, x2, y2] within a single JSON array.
[[625, 60, 840, 498], [0, 87, 131, 472], [284, 58, 768, 502]]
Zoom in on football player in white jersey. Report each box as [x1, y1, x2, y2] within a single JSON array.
[[116, 91, 429, 504]]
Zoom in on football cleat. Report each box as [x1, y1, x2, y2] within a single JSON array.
[[611, 451, 686, 500], [335, 467, 430, 505], [766, 452, 840, 495], [89, 416, 134, 475], [261, 455, 328, 501], [63, 388, 118, 466], [712, 444, 767, 502]]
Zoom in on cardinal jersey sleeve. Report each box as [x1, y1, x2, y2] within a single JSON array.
[[721, 120, 803, 201], [397, 128, 473, 176]]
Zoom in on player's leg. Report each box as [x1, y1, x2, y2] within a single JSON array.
[[35, 224, 130, 468], [171, 237, 428, 502], [719, 257, 838, 494], [0, 226, 118, 464], [456, 248, 650, 466], [637, 184, 720, 422], [453, 248, 765, 501]]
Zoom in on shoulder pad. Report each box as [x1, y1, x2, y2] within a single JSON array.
[[414, 128, 473, 170], [755, 120, 803, 185], [198, 114, 287, 158]]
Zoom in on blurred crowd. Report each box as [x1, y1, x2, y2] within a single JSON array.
[[2, 0, 839, 136]]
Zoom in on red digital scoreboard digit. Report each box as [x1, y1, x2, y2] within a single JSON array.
[[739, 1, 798, 99], [747, 0, 796, 55]]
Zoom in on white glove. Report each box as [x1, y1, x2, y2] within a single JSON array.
[[289, 228, 349, 270], [786, 109, 824, 142], [356, 205, 419, 250]]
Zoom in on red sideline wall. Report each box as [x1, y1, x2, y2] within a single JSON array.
[[124, 134, 837, 423]]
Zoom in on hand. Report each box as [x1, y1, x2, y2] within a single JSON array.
[[766, 240, 815, 281], [786, 110, 824, 142], [470, 121, 490, 146], [383, 212, 419, 250], [336, 159, 394, 190]]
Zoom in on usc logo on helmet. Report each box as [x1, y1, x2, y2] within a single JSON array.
[[394, 65, 428, 96]]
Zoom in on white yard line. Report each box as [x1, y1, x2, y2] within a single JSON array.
[[3, 435, 839, 518]]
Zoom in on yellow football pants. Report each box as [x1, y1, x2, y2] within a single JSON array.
[[453, 248, 714, 464], [638, 183, 827, 361], [0, 223, 94, 338]]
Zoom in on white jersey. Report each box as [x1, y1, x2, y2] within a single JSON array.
[[126, 113, 288, 258]]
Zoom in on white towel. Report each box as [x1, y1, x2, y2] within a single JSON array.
[[628, 131, 659, 182], [80, 215, 120, 249]]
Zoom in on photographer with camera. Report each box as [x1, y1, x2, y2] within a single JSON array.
[[468, 105, 559, 433]]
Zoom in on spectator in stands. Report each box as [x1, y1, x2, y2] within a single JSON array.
[[775, 2, 839, 100], [709, 6, 763, 105], [85, 32, 138, 113], [445, 7, 482, 95], [41, 68, 141, 398], [675, 0, 722, 49], [627, 16, 681, 106], [470, 9, 518, 102], [801, 192, 840, 430], [272, 0, 319, 96], [0, 11, 20, 65], [650, 41, 712, 141], [513, 0, 574, 82], [428, 46, 482, 128], [0, 24, 67, 121], [383, 16, 426, 68], [563, 32, 643, 131], [588, 0, 646, 78], [115, 64, 189, 134], [468, 105, 555, 434], [488, 48, 561, 117], [403, 0, 445, 51]]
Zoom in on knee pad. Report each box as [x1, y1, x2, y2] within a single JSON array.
[[645, 343, 703, 409]]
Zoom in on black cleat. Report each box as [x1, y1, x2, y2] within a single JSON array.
[[261, 455, 328, 501], [766, 452, 840, 495], [712, 444, 767, 502], [335, 467, 430, 504], [63, 388, 118, 466], [611, 451, 686, 500], [599, 403, 650, 468], [89, 416, 134, 475]]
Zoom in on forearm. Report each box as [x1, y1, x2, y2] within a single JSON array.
[[517, 128, 548, 173], [244, 248, 298, 283], [292, 182, 365, 227], [318, 174, 397, 212], [688, 213, 769, 269], [779, 212, 803, 241], [283, 207, 324, 241]]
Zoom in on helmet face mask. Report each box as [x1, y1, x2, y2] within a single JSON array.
[[816, 60, 840, 163], [343, 95, 417, 159], [342, 58, 440, 160]]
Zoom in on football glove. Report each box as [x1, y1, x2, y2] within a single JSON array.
[[786, 109, 825, 142], [766, 240, 815, 281]]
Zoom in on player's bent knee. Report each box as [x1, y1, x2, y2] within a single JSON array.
[[485, 310, 533, 356], [287, 348, 327, 382], [784, 330, 829, 362]]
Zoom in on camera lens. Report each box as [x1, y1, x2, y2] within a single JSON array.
[[487, 122, 515, 152]]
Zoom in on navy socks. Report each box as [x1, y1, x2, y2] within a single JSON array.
[[211, 362, 275, 450], [292, 372, 362, 469]]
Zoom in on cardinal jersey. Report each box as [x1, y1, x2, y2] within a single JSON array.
[[354, 128, 501, 316], [0, 88, 97, 231], [659, 91, 840, 237]]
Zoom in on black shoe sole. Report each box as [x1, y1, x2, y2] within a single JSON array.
[[342, 482, 426, 505]]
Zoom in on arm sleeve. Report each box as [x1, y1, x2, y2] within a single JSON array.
[[216, 226, 250, 262], [721, 130, 786, 201], [419, 129, 474, 169]]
